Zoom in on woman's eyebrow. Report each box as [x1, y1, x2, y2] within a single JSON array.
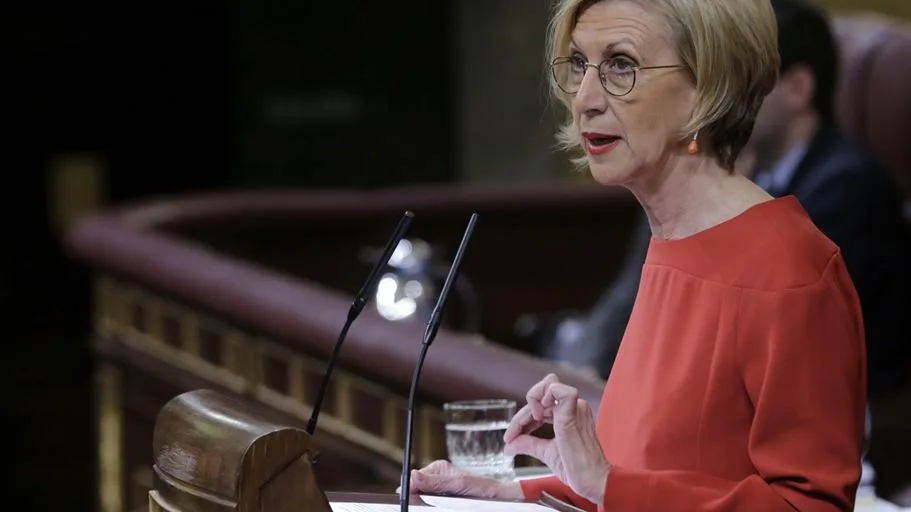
[[569, 38, 638, 57], [603, 39, 637, 55]]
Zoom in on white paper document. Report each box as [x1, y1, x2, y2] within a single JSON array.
[[330, 504, 443, 512], [330, 494, 557, 512], [853, 496, 911, 512], [421, 495, 555, 512]]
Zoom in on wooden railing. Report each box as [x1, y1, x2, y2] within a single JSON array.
[[65, 181, 640, 512]]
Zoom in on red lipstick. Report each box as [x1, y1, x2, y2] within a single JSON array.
[[582, 132, 621, 156]]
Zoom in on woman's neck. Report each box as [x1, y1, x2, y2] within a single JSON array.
[[627, 154, 772, 240]]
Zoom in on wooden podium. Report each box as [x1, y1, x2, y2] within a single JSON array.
[[148, 389, 332, 512], [147, 389, 587, 512]]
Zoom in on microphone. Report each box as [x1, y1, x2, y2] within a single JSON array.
[[306, 210, 415, 436], [400, 213, 479, 512]]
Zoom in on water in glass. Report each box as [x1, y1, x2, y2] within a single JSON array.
[[443, 399, 516, 480]]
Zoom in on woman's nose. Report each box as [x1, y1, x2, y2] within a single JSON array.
[[574, 68, 608, 115]]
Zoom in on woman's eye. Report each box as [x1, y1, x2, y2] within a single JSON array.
[[608, 56, 635, 71], [570, 55, 586, 72]]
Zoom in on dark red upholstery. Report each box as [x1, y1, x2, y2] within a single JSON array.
[[833, 13, 911, 200], [833, 12, 911, 502]]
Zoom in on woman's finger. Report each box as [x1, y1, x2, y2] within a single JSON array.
[[527, 373, 561, 421], [504, 404, 532, 442], [503, 432, 551, 462], [418, 459, 457, 475], [542, 383, 580, 427], [409, 470, 502, 499], [550, 396, 609, 502], [504, 404, 546, 443]]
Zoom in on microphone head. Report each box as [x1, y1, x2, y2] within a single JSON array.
[[422, 213, 479, 346], [351, 210, 415, 317]]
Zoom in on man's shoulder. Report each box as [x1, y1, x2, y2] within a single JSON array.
[[797, 128, 895, 195]]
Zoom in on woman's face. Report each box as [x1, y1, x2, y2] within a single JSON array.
[[569, 1, 697, 186]]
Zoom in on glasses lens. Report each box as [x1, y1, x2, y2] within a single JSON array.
[[601, 61, 635, 96], [552, 59, 582, 94]]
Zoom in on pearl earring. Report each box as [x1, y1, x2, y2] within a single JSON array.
[[687, 131, 700, 154]]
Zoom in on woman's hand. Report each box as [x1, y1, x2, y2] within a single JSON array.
[[503, 373, 611, 504], [401, 460, 525, 501]]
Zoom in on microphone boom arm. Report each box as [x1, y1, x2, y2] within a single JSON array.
[[306, 210, 414, 437], [399, 213, 479, 512]]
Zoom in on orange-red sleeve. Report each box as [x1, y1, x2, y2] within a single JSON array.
[[520, 476, 595, 512], [601, 255, 867, 511]]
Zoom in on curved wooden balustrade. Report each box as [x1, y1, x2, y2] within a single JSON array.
[[65, 181, 638, 512], [102, 181, 641, 351]]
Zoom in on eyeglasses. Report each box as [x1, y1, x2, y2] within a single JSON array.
[[551, 56, 686, 97]]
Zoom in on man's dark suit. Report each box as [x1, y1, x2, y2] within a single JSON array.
[[551, 125, 911, 399]]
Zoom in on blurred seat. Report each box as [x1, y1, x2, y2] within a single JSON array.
[[832, 13, 911, 504], [833, 13, 911, 207]]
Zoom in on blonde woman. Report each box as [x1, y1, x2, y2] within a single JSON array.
[[408, 1, 867, 510]]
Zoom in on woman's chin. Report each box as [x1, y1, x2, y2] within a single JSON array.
[[588, 161, 633, 187]]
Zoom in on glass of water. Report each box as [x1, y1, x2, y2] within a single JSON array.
[[443, 399, 517, 480]]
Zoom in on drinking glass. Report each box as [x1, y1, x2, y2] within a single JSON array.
[[443, 399, 517, 480]]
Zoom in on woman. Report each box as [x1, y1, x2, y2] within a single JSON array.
[[408, 0, 867, 511]]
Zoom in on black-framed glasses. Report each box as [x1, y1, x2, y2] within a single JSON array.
[[551, 56, 685, 97]]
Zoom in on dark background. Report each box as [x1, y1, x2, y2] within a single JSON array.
[[4, 2, 454, 508]]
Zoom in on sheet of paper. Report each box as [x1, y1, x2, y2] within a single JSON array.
[[330, 503, 443, 512], [421, 495, 554, 512], [853, 497, 911, 512]]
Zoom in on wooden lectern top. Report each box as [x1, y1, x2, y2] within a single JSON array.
[[149, 389, 331, 512]]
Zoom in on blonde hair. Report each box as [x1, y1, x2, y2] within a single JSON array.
[[547, 0, 780, 170]]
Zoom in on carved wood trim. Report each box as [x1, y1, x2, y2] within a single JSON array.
[[94, 275, 447, 468], [97, 363, 124, 512]]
